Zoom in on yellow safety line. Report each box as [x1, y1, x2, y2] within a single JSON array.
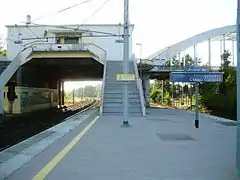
[[32, 116, 99, 180]]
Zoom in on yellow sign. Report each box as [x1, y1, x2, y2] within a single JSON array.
[[116, 74, 135, 81]]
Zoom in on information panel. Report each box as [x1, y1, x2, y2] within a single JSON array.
[[116, 74, 135, 81], [170, 72, 224, 82]]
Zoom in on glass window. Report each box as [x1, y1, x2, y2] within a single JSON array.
[[64, 37, 79, 44]]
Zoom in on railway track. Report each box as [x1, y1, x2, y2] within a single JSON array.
[[0, 100, 98, 151]]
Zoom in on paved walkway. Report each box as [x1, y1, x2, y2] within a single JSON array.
[[1, 108, 238, 180]]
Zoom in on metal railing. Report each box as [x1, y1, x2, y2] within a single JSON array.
[[84, 43, 107, 64], [133, 55, 146, 116], [31, 43, 107, 64], [100, 58, 107, 115], [136, 58, 154, 66], [150, 65, 233, 72]]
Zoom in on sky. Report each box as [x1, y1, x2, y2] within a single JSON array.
[[0, 0, 237, 90]]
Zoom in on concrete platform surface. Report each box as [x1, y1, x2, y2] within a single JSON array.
[[2, 108, 239, 180]]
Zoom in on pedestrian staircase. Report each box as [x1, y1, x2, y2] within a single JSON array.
[[101, 60, 143, 116]]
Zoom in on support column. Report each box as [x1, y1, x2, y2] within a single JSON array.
[[16, 67, 22, 86], [61, 81, 65, 107], [162, 80, 164, 104], [142, 74, 150, 107], [178, 52, 181, 66], [123, 0, 129, 123], [172, 82, 174, 106], [236, 0, 240, 173], [57, 81, 61, 107], [208, 39, 211, 67], [0, 89, 4, 115], [232, 40, 235, 66], [223, 34, 226, 51], [220, 40, 223, 56], [194, 44, 199, 128], [183, 51, 186, 66]]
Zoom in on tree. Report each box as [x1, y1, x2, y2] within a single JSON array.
[[0, 50, 6, 56], [84, 85, 97, 97], [221, 50, 231, 68], [198, 50, 236, 120], [0, 37, 6, 56], [184, 54, 194, 66]]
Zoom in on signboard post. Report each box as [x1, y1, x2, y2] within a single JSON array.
[[122, 0, 130, 126], [170, 70, 224, 128], [236, 0, 240, 174]]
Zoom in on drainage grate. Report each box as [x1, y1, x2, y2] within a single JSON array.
[[216, 121, 237, 127], [157, 133, 195, 141]]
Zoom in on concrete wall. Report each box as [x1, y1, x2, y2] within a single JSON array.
[[4, 86, 58, 114], [6, 24, 134, 61]]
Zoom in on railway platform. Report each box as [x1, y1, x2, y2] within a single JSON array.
[[0, 108, 238, 180]]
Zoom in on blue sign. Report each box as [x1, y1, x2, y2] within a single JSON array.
[[14, 40, 23, 44], [170, 72, 224, 82], [184, 66, 209, 72]]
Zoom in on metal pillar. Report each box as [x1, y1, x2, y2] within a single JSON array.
[[143, 75, 150, 107], [171, 83, 174, 106], [194, 44, 199, 128], [220, 40, 223, 56], [136, 43, 142, 78], [233, 40, 235, 66], [183, 51, 186, 66], [61, 81, 64, 107], [162, 80, 164, 104], [0, 89, 4, 115], [236, 0, 240, 175], [181, 84, 184, 108], [57, 81, 61, 107], [223, 34, 226, 51], [72, 89, 75, 104], [123, 0, 129, 124], [208, 39, 211, 67], [178, 52, 181, 66]]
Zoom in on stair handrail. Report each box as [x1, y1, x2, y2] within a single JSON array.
[[100, 56, 107, 115], [132, 54, 146, 116]]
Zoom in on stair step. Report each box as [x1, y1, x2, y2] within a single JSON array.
[[104, 89, 138, 93], [102, 60, 143, 117], [103, 108, 142, 114], [103, 99, 141, 103], [104, 94, 139, 99], [103, 103, 141, 108]]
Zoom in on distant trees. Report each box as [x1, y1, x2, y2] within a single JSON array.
[[199, 50, 236, 119], [220, 50, 231, 68], [0, 50, 6, 56], [0, 37, 6, 56], [73, 85, 101, 98], [150, 51, 237, 120]]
